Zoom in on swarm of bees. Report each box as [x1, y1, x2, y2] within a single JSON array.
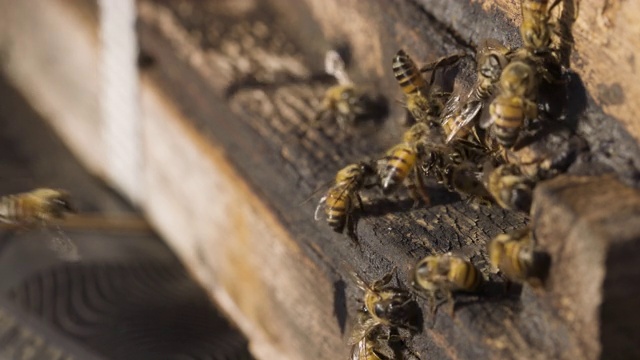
[[309, 0, 579, 358]]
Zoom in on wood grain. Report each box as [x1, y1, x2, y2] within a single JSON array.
[[135, 0, 640, 359]]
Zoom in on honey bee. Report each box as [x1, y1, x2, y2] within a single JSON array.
[[315, 162, 376, 236], [441, 39, 511, 144], [316, 50, 380, 129], [0, 188, 79, 261], [488, 227, 550, 287], [483, 60, 539, 149], [0, 188, 75, 226], [349, 313, 395, 360], [393, 49, 463, 124], [378, 122, 445, 204], [520, 0, 562, 55], [485, 162, 534, 212], [419, 140, 492, 201], [352, 269, 420, 332], [413, 253, 484, 314]]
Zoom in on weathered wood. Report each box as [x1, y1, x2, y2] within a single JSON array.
[[531, 175, 640, 360], [2, 0, 639, 358], [135, 1, 640, 359]]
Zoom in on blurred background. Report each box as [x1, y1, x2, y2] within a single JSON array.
[[0, 1, 253, 358]]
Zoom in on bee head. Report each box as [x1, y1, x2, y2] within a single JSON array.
[[49, 190, 76, 217]]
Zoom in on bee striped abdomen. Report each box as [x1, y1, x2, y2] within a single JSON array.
[[392, 50, 425, 95], [380, 144, 417, 192], [324, 185, 351, 232], [0, 195, 26, 224], [450, 258, 483, 291], [490, 96, 524, 147]]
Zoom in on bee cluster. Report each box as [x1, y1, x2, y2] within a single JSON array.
[[313, 0, 577, 358]]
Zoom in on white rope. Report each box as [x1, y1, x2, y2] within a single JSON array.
[[98, 0, 143, 204]]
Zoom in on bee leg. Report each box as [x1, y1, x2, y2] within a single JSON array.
[[356, 193, 366, 213], [345, 212, 360, 246], [406, 170, 430, 207], [447, 291, 457, 317]]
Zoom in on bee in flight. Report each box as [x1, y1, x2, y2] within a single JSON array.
[[482, 60, 539, 150], [413, 253, 484, 314], [488, 227, 550, 287], [484, 162, 534, 212], [0, 188, 75, 226], [0, 188, 79, 261], [393, 49, 464, 124], [440, 39, 511, 145], [315, 50, 382, 129], [315, 162, 377, 238]]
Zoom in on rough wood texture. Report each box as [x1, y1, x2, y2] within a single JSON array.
[[135, 1, 640, 359], [532, 175, 640, 360]]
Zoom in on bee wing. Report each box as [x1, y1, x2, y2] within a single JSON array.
[[445, 100, 483, 143], [299, 178, 335, 207], [43, 225, 81, 262], [479, 100, 496, 129]]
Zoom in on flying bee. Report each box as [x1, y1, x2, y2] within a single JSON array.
[[484, 162, 534, 212], [0, 188, 79, 261], [482, 60, 539, 149], [316, 50, 384, 129], [488, 227, 550, 287], [378, 122, 446, 204], [315, 162, 376, 236], [0, 188, 75, 226], [441, 39, 511, 144], [413, 253, 484, 314], [352, 269, 420, 332], [393, 49, 464, 124]]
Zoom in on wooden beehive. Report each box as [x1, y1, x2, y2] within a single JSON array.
[[1, 0, 640, 359]]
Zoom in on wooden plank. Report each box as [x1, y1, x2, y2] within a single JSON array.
[[136, 1, 640, 359], [0, 0, 104, 178], [531, 175, 640, 360]]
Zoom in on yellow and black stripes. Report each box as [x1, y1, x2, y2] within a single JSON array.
[[392, 50, 426, 95]]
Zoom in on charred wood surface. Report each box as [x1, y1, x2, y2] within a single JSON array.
[[136, 0, 640, 359]]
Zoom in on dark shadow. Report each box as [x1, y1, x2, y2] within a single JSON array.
[[563, 71, 589, 129], [332, 279, 348, 335], [557, 0, 579, 68]]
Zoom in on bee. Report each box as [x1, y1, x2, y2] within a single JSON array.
[[349, 314, 395, 360], [378, 122, 445, 204], [393, 49, 463, 124], [483, 60, 539, 149], [352, 269, 420, 332], [0, 188, 79, 261], [316, 50, 382, 129], [520, 0, 562, 55], [488, 227, 550, 287], [441, 39, 511, 144], [485, 162, 534, 212], [315, 162, 376, 235], [418, 140, 492, 201], [413, 253, 484, 314], [0, 188, 75, 226]]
